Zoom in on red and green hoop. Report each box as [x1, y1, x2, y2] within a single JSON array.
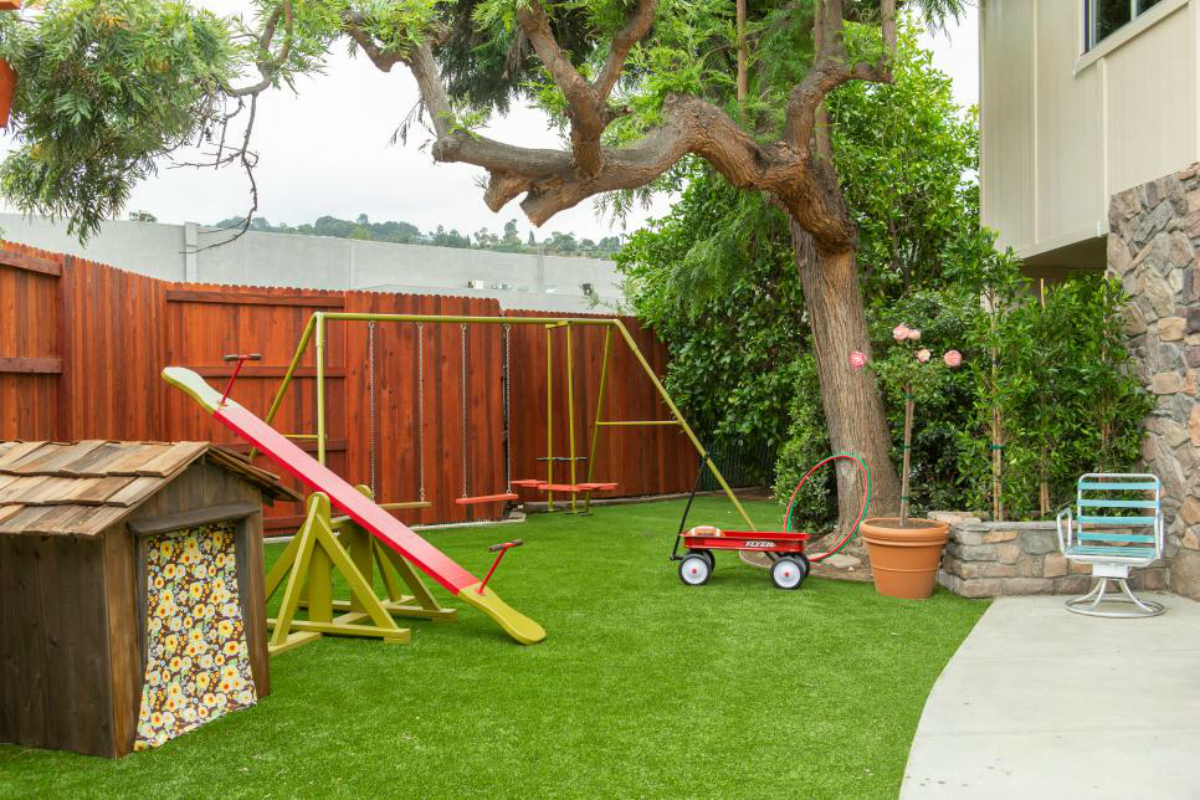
[[783, 453, 872, 562]]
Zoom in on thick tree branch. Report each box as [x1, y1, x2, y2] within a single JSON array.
[[515, 0, 655, 180], [592, 0, 658, 100], [404, 35, 853, 243], [785, 0, 896, 151], [386, 1, 910, 251], [228, 1, 295, 97], [344, 13, 405, 72]]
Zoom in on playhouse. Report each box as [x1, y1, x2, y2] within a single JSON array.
[[0, 440, 297, 758]]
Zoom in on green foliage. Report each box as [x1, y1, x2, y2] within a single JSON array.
[[349, 0, 446, 59], [617, 161, 804, 481], [619, 25, 980, 486], [620, 28, 1152, 525], [0, 0, 233, 240], [826, 24, 978, 301], [956, 256, 1153, 520]]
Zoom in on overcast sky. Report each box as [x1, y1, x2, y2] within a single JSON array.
[[2, 3, 979, 241]]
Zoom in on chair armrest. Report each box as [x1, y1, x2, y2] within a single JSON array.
[[1056, 506, 1073, 553]]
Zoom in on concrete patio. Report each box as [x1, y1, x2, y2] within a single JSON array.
[[902, 593, 1200, 799]]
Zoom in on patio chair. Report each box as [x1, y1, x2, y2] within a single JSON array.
[[1056, 472, 1165, 618]]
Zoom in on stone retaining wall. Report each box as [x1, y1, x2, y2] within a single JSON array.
[[934, 513, 1168, 598], [1107, 164, 1200, 600]]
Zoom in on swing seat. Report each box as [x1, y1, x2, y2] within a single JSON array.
[[532, 482, 618, 493], [511, 479, 544, 489], [455, 493, 520, 505]]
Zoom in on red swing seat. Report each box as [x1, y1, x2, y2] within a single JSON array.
[[455, 492, 520, 505], [511, 480, 619, 493]]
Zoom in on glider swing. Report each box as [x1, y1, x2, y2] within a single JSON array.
[[510, 321, 620, 513]]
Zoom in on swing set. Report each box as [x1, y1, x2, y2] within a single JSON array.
[[259, 312, 757, 529]]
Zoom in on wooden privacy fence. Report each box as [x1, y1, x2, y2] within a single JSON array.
[[0, 242, 698, 531]]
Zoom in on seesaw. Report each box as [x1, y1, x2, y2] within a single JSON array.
[[162, 366, 546, 647]]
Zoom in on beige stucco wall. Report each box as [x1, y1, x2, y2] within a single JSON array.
[[981, 0, 1199, 266]]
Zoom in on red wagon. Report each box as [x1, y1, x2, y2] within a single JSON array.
[[677, 526, 813, 590], [671, 454, 872, 591]]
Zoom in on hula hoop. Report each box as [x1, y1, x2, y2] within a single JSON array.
[[783, 453, 871, 562]]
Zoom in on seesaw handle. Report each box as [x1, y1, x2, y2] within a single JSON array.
[[479, 540, 525, 593], [219, 353, 263, 405]]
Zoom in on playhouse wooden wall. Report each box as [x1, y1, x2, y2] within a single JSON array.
[[0, 244, 697, 531]]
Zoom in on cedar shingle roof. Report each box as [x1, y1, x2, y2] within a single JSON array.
[[0, 441, 300, 537]]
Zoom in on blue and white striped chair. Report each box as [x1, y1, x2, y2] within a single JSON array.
[[1056, 473, 1165, 618]]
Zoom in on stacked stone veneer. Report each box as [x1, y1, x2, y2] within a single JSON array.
[[936, 513, 1167, 598], [1108, 164, 1200, 600]]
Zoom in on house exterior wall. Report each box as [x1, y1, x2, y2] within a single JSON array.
[[1106, 165, 1200, 600], [981, 0, 1199, 266]]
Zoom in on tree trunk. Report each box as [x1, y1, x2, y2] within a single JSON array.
[[735, 0, 749, 103], [792, 221, 900, 544]]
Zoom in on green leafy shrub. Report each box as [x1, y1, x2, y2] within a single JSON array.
[[957, 257, 1153, 520]]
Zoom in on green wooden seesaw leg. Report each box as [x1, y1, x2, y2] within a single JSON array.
[[264, 489, 457, 655]]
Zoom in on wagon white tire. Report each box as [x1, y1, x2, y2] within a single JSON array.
[[771, 557, 805, 590], [679, 554, 711, 586], [687, 548, 715, 572]]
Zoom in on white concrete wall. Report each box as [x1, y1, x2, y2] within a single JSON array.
[[0, 214, 626, 313], [980, 0, 1198, 264]]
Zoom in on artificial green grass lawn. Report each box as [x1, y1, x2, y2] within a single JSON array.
[[0, 497, 986, 798]]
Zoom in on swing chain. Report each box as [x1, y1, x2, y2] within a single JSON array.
[[417, 322, 425, 503], [460, 323, 469, 498], [367, 320, 377, 498], [503, 323, 512, 494]]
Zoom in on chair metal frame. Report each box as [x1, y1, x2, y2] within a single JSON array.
[[1056, 472, 1165, 618]]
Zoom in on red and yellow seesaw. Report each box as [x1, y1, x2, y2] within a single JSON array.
[[163, 366, 546, 649]]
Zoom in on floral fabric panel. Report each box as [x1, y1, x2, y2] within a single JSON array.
[[134, 521, 257, 751]]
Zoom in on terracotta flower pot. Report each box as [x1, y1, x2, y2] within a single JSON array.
[[862, 517, 949, 599], [0, 59, 15, 129]]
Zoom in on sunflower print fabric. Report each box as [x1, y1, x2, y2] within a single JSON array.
[[134, 521, 257, 751]]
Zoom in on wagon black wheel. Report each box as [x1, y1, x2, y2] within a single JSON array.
[[771, 557, 805, 590], [679, 553, 711, 586]]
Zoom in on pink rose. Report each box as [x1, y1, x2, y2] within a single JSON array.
[[848, 350, 868, 370], [943, 349, 963, 368], [907, 328, 922, 341], [915, 348, 931, 363], [892, 324, 911, 342]]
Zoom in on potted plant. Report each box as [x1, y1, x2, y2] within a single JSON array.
[[850, 324, 962, 599]]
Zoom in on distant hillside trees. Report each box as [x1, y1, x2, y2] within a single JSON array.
[[208, 213, 622, 258]]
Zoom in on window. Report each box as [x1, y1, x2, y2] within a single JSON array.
[[1085, 0, 1165, 51]]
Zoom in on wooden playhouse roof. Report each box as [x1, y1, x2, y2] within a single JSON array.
[[0, 441, 300, 537]]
